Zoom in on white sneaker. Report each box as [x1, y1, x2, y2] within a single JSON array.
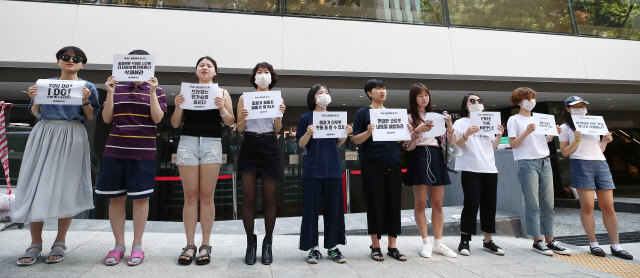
[[420, 244, 432, 258], [434, 243, 457, 258]]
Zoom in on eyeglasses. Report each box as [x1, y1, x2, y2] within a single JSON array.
[[469, 99, 484, 104], [59, 54, 83, 64]]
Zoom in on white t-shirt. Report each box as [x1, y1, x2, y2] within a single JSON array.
[[453, 117, 498, 173], [558, 123, 605, 161], [507, 114, 550, 160]]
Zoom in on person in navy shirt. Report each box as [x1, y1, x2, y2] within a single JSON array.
[[297, 84, 352, 264]]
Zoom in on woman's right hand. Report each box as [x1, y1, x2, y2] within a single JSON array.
[[105, 76, 117, 93], [367, 123, 375, 134], [525, 123, 536, 134], [174, 95, 185, 107], [27, 85, 37, 99], [306, 125, 315, 135], [574, 130, 582, 140], [415, 122, 434, 133], [465, 126, 480, 138]]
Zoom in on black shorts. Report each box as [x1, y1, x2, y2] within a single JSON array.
[[95, 157, 156, 199]]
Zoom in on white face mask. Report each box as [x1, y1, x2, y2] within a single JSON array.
[[255, 73, 271, 89], [570, 108, 587, 116], [468, 104, 484, 112], [520, 99, 536, 111], [316, 93, 331, 108]]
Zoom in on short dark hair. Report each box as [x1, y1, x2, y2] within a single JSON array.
[[196, 56, 218, 81], [363, 79, 384, 100], [56, 46, 87, 64], [128, 49, 150, 55], [250, 62, 278, 90], [307, 84, 329, 111], [459, 93, 480, 118]]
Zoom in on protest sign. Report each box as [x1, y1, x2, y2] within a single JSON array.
[[243, 91, 282, 120], [112, 54, 155, 82], [532, 113, 558, 135], [370, 109, 411, 141], [420, 112, 447, 137], [312, 111, 348, 139], [34, 79, 85, 105], [572, 115, 609, 135], [470, 112, 501, 135], [179, 83, 219, 110]]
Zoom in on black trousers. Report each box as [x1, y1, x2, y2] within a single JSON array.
[[299, 178, 346, 250], [361, 160, 402, 239], [460, 171, 498, 235]]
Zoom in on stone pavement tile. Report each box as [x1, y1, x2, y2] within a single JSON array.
[[517, 260, 584, 275], [222, 269, 272, 278], [397, 268, 443, 278], [424, 265, 482, 278], [159, 233, 202, 246], [352, 266, 410, 278], [492, 263, 541, 276], [271, 268, 317, 278], [461, 264, 515, 277], [313, 268, 360, 278], [268, 255, 314, 270], [209, 234, 234, 247], [572, 265, 627, 278]]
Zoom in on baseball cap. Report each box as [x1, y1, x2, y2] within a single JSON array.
[[564, 96, 589, 107]]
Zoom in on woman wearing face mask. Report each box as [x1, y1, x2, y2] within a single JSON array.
[[507, 87, 570, 256], [12, 46, 99, 266], [297, 84, 352, 264], [402, 83, 457, 258], [236, 62, 286, 265], [452, 94, 505, 256], [559, 96, 633, 260], [172, 56, 235, 265]]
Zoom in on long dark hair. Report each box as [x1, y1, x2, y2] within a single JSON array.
[[306, 84, 329, 111], [563, 104, 590, 131], [459, 93, 480, 118], [408, 83, 433, 127]]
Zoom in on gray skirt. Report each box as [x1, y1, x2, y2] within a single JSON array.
[[10, 120, 94, 223]]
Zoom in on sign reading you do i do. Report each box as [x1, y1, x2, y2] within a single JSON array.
[[34, 79, 85, 105]]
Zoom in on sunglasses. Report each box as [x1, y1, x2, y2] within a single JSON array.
[[469, 99, 484, 104], [59, 54, 83, 63]]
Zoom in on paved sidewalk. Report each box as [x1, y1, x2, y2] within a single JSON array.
[[1, 228, 638, 278]]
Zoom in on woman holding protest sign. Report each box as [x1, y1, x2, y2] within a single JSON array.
[[559, 96, 633, 260], [507, 87, 570, 256], [452, 93, 505, 256], [236, 62, 286, 265], [171, 56, 235, 265], [96, 50, 167, 266], [402, 83, 457, 258], [297, 84, 351, 264], [12, 46, 100, 266]]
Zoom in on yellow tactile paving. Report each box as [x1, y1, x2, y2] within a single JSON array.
[[553, 253, 640, 278]]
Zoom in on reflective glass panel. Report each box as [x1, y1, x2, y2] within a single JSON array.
[[571, 0, 640, 40], [81, 0, 279, 14]]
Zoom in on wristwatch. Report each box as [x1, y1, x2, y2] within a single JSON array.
[[82, 100, 91, 106]]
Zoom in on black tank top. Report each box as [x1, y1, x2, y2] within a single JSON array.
[[181, 90, 225, 138]]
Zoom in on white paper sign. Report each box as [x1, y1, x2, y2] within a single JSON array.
[[243, 91, 282, 120], [345, 151, 357, 161], [171, 153, 177, 164], [222, 154, 227, 164], [420, 112, 447, 137], [112, 54, 155, 82], [572, 115, 609, 135], [471, 112, 502, 135], [370, 109, 411, 141], [312, 111, 348, 139], [289, 154, 299, 164], [533, 113, 558, 135], [35, 79, 85, 105], [179, 83, 219, 110]]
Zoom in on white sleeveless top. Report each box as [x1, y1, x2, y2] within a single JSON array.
[[246, 118, 275, 133]]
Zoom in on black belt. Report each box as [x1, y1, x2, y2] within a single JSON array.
[[245, 132, 275, 138]]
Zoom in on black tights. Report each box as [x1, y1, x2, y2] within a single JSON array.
[[241, 172, 277, 239]]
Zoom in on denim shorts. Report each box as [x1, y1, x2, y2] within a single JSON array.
[[570, 159, 615, 190], [176, 135, 222, 165]]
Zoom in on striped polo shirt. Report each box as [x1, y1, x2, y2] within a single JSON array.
[[103, 82, 167, 160]]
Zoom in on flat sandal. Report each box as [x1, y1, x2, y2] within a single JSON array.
[[196, 245, 211, 265]]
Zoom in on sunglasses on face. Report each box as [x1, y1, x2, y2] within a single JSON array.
[[469, 99, 484, 104], [59, 54, 83, 63]]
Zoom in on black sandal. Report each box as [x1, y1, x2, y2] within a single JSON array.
[[196, 245, 212, 265], [370, 245, 384, 261], [178, 245, 197, 265], [387, 247, 406, 261]]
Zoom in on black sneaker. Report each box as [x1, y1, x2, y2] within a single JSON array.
[[533, 240, 553, 256], [327, 248, 346, 263], [306, 250, 323, 264], [483, 240, 505, 256], [611, 247, 633, 260], [590, 246, 606, 257], [546, 240, 571, 255], [458, 240, 470, 256]]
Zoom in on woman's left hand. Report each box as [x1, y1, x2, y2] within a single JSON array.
[[279, 103, 286, 114], [602, 133, 613, 143], [497, 125, 505, 135], [346, 124, 353, 135], [82, 86, 91, 103]]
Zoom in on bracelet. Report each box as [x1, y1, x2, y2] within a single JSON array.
[[574, 138, 582, 142], [463, 134, 467, 140], [220, 110, 228, 117]]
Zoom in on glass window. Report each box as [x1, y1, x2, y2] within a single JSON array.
[[285, 0, 446, 25], [447, 0, 574, 34], [81, 0, 280, 14], [571, 0, 640, 40]]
